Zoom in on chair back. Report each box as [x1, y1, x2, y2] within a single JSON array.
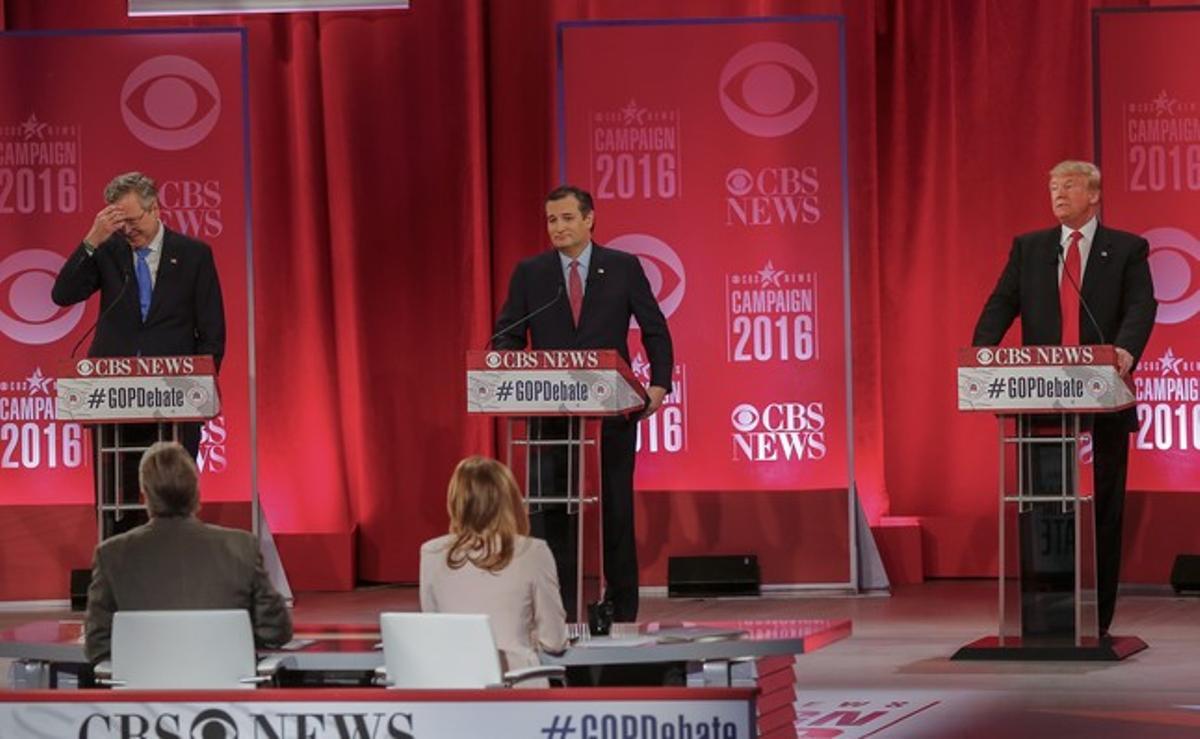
[[111, 609, 258, 689], [380, 612, 503, 688]]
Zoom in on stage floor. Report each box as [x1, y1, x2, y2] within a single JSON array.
[[4, 579, 1200, 738]]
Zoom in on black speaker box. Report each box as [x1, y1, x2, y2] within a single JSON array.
[[668, 554, 760, 597], [70, 568, 90, 611], [1170, 554, 1200, 594]]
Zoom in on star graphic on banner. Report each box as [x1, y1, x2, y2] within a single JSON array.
[[20, 113, 48, 141], [1158, 347, 1184, 376], [1152, 90, 1177, 116], [757, 260, 783, 287], [620, 99, 646, 126], [25, 367, 52, 395], [630, 353, 650, 379]]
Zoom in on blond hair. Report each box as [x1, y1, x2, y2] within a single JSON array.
[[139, 441, 199, 518], [444, 456, 529, 573], [1049, 160, 1101, 191]]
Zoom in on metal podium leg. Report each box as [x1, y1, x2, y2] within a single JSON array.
[[997, 417, 1010, 643], [571, 418, 584, 622], [510, 415, 603, 624], [575, 418, 604, 626], [93, 425, 106, 544]]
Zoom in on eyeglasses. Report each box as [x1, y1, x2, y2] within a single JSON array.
[[119, 208, 150, 229]]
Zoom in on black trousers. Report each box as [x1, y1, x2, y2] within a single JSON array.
[[1091, 413, 1130, 634], [528, 416, 640, 623]]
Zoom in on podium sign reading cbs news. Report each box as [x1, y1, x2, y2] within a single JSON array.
[[466, 350, 647, 416], [56, 356, 221, 423], [958, 346, 1136, 413]]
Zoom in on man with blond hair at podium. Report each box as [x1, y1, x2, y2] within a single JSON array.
[[972, 160, 1157, 635], [84, 441, 291, 663]]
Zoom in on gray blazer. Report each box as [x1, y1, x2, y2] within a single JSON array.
[[420, 534, 568, 675], [84, 517, 292, 663]]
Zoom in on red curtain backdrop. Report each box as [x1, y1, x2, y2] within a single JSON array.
[[4, 0, 1192, 587]]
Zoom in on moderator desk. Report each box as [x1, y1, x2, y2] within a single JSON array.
[[2, 617, 851, 688]]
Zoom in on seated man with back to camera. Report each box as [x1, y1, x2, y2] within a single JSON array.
[[420, 456, 568, 685], [84, 441, 292, 663]]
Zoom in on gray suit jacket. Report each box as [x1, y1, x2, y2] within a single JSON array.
[[84, 517, 292, 663], [419, 534, 568, 675]]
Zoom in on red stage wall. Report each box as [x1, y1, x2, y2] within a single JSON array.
[[1, 0, 1192, 593], [0, 29, 256, 598], [559, 18, 855, 585]]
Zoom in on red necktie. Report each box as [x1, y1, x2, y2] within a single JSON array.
[[1060, 230, 1082, 345], [568, 259, 583, 326]]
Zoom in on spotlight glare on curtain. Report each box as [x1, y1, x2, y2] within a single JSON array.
[[129, 0, 408, 15]]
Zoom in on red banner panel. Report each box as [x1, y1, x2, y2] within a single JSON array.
[[559, 18, 851, 493], [0, 31, 251, 585], [1097, 10, 1200, 491]]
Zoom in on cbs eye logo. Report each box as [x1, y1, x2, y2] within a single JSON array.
[[730, 403, 761, 432], [719, 41, 819, 138], [725, 168, 754, 197], [0, 249, 85, 345], [190, 708, 239, 738], [122, 55, 222, 151], [1145, 226, 1200, 325], [607, 233, 686, 322]]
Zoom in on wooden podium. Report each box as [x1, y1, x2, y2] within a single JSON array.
[[955, 345, 1147, 660], [56, 355, 221, 541], [466, 349, 647, 621]]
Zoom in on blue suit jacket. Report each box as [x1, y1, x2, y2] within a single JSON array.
[[52, 227, 226, 369]]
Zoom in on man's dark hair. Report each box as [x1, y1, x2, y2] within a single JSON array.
[[545, 185, 594, 216]]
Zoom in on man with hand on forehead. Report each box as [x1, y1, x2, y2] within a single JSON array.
[[52, 171, 226, 457], [53, 171, 225, 536]]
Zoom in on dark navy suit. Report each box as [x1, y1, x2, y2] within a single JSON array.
[[973, 223, 1156, 632], [53, 227, 226, 536], [494, 244, 673, 621], [52, 227, 225, 368]]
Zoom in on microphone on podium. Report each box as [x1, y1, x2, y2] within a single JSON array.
[[71, 270, 131, 359], [485, 285, 564, 349]]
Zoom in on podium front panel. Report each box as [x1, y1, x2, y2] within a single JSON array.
[[998, 415, 1099, 645]]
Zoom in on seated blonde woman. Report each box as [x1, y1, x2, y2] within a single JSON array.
[[420, 456, 568, 679]]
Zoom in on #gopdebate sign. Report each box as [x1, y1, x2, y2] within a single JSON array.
[[56, 355, 220, 422], [957, 346, 1136, 413], [465, 350, 646, 416]]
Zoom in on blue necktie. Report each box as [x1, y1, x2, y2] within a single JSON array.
[[134, 247, 152, 321]]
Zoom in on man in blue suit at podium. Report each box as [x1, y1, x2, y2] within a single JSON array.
[[493, 185, 673, 623], [52, 171, 226, 537], [52, 171, 226, 457], [972, 160, 1157, 635]]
